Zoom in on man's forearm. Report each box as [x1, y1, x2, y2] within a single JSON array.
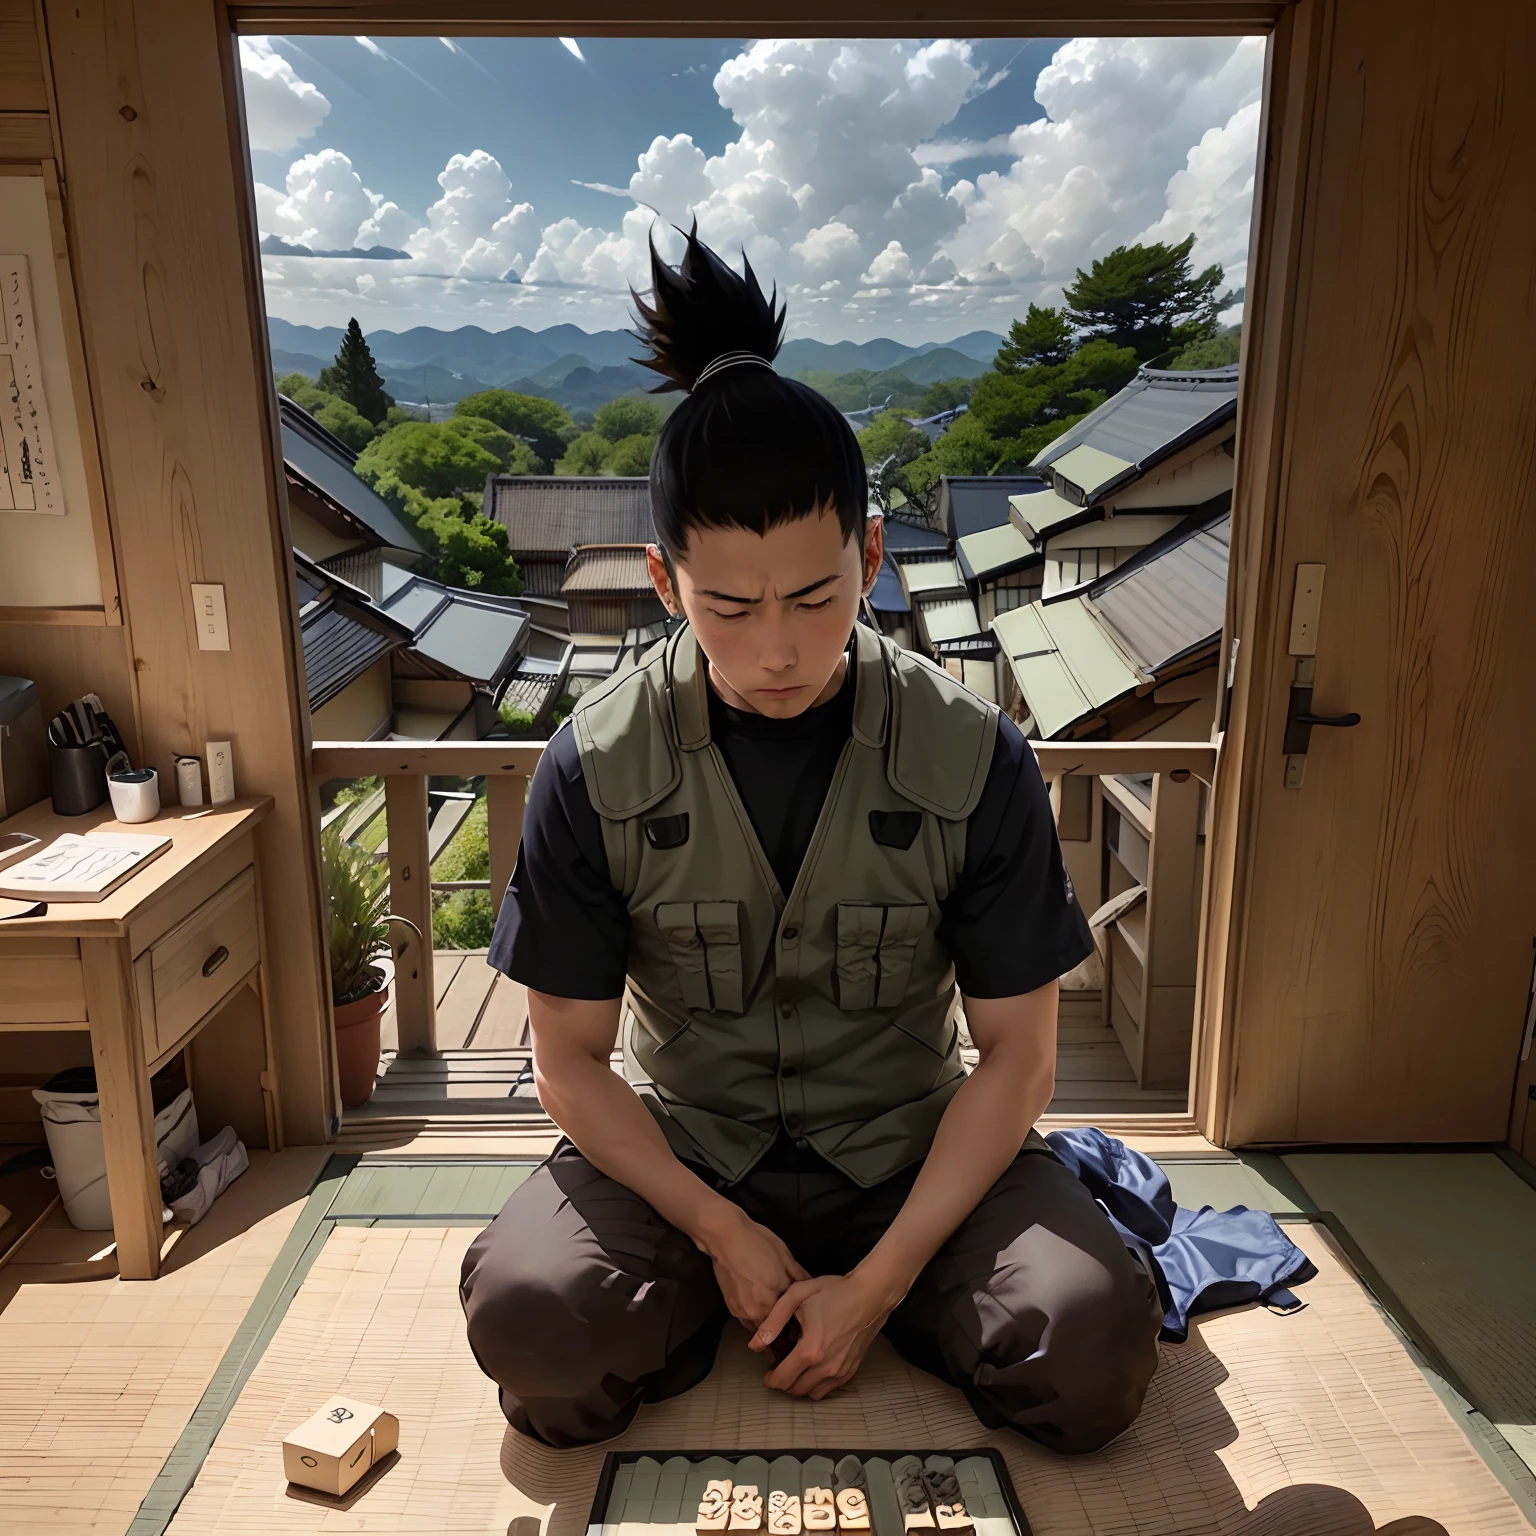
[[532, 1014, 744, 1251], [850, 989, 1058, 1308]]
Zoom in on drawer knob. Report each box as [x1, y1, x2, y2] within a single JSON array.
[[202, 945, 230, 978]]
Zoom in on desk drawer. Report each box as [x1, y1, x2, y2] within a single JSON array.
[[137, 867, 257, 1059], [0, 937, 85, 1025]]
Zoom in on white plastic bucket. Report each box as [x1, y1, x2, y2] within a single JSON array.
[[32, 1084, 199, 1230]]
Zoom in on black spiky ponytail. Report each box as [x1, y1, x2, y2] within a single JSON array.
[[630, 225, 868, 556]]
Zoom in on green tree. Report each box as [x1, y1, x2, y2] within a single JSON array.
[[1169, 323, 1242, 370], [442, 413, 545, 474], [857, 410, 932, 517], [355, 422, 500, 500], [455, 390, 574, 464], [601, 433, 656, 476], [995, 304, 1074, 372], [914, 377, 974, 416], [1063, 235, 1226, 367], [275, 372, 378, 452], [593, 396, 663, 441], [415, 503, 522, 593], [554, 430, 613, 476], [318, 317, 394, 425]]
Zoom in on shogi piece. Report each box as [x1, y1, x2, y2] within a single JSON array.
[[768, 1490, 803, 1534], [282, 1396, 399, 1498], [730, 1486, 765, 1531], [804, 1487, 838, 1531], [891, 1458, 935, 1532], [835, 1489, 871, 1530], [920, 1468, 971, 1534], [698, 1480, 734, 1533]]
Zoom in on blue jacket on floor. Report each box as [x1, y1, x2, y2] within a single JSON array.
[[1046, 1127, 1317, 1344]]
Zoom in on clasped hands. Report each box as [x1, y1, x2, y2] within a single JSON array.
[[696, 1203, 904, 1402]]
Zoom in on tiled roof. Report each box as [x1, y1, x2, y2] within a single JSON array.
[[957, 521, 1040, 581], [1030, 364, 1240, 503], [916, 595, 984, 645], [486, 475, 655, 554], [377, 573, 530, 687], [937, 475, 1048, 538], [897, 557, 967, 602], [992, 597, 1144, 739], [1087, 506, 1231, 673], [867, 556, 910, 615], [292, 549, 413, 711], [279, 398, 425, 555], [880, 516, 950, 557], [561, 544, 654, 596], [992, 499, 1232, 738]]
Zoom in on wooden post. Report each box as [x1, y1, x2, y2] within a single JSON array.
[[385, 775, 436, 1056], [486, 773, 526, 920], [81, 937, 162, 1281], [1141, 773, 1202, 1089]]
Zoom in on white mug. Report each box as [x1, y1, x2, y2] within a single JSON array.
[[108, 767, 160, 824]]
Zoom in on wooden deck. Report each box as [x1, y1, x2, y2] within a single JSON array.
[[379, 948, 528, 1053], [355, 959, 1186, 1126]]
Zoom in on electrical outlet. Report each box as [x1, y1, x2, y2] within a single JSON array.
[[191, 583, 230, 651]]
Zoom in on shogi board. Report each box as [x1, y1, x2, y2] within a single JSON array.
[[584, 1450, 1030, 1536]]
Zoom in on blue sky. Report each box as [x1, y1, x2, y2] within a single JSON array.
[[244, 34, 1262, 343]]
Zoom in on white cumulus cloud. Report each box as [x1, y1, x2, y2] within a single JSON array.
[[253, 35, 1264, 340], [239, 37, 329, 153]]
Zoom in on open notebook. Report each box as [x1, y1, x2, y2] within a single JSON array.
[[0, 831, 171, 902]]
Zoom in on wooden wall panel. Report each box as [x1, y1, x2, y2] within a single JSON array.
[[0, 1, 47, 112], [0, 622, 140, 766], [42, 0, 333, 1142], [1214, 0, 1536, 1145]]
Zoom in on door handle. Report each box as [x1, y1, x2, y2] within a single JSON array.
[[202, 945, 230, 977], [1283, 685, 1360, 757], [1293, 709, 1361, 729]]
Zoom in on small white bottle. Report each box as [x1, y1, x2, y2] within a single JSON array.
[[174, 754, 204, 807]]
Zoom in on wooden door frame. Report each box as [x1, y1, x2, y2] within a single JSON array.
[[218, 0, 1316, 1146]]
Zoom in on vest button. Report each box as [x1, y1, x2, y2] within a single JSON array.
[[794, 1138, 810, 1151], [781, 1065, 797, 1079], [782, 927, 799, 942], [779, 1002, 792, 1017]]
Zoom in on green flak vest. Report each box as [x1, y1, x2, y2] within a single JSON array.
[[570, 621, 1000, 1188]]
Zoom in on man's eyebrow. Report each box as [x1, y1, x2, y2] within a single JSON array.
[[698, 572, 842, 605]]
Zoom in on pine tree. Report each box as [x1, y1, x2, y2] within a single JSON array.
[[1062, 236, 1226, 367], [994, 304, 1074, 373], [319, 318, 394, 426]]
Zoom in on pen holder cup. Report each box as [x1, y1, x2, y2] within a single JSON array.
[[108, 768, 160, 824], [49, 741, 112, 816]]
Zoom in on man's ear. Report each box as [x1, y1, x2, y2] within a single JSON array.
[[862, 514, 885, 595], [646, 543, 679, 616]]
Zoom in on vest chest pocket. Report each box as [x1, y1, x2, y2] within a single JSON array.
[[654, 901, 744, 1015], [835, 902, 930, 1010]]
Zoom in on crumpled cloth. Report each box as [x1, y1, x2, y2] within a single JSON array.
[[1046, 1126, 1317, 1344], [165, 1125, 249, 1227]]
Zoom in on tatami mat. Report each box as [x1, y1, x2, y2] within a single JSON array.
[[1284, 1152, 1536, 1483], [164, 1220, 1529, 1536]]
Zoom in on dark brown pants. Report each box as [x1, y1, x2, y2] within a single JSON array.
[[460, 1137, 1163, 1454]]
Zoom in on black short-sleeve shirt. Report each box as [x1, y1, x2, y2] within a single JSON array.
[[488, 660, 1092, 1002]]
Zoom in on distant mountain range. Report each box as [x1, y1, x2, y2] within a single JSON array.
[[266, 317, 1004, 413]]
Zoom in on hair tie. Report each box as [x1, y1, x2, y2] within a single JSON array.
[[691, 351, 776, 391]]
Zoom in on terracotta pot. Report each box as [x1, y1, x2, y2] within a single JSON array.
[[334, 961, 391, 1109]]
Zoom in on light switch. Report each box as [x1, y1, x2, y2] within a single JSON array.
[[192, 583, 230, 651], [1287, 564, 1325, 656]]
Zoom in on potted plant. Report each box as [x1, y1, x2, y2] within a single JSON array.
[[321, 823, 392, 1107]]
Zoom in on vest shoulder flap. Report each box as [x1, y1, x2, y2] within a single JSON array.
[[570, 646, 681, 819], [885, 641, 1000, 820]]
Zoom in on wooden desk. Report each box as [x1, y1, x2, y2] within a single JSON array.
[[0, 797, 278, 1278]]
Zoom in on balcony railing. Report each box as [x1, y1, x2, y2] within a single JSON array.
[[310, 737, 1218, 1094]]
